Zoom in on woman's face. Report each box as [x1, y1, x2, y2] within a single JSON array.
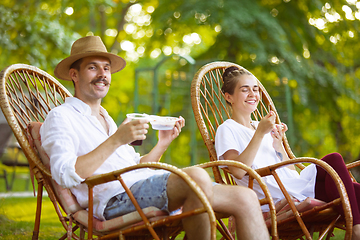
[[225, 74, 260, 115]]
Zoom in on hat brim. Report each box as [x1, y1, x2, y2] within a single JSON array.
[[54, 52, 126, 81]]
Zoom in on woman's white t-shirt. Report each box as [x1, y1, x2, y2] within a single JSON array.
[[215, 119, 317, 212]]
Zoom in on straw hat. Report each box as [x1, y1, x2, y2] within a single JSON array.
[[54, 36, 126, 80]]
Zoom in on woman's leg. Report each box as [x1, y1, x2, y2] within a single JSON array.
[[314, 152, 360, 225]]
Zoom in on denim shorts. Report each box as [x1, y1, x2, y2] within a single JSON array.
[[103, 172, 171, 220]]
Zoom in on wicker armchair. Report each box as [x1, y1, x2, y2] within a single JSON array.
[[0, 64, 216, 240], [191, 61, 358, 240]]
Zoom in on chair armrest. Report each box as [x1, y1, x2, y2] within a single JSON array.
[[346, 159, 360, 170], [345, 159, 360, 183]]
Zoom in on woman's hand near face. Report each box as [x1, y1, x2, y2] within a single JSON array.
[[270, 122, 291, 165], [256, 111, 276, 136], [271, 123, 288, 151]]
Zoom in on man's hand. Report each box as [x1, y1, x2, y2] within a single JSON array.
[[158, 117, 185, 147], [115, 118, 150, 145], [139, 117, 185, 164]]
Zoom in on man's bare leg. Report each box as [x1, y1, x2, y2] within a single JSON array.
[[212, 184, 270, 240], [166, 167, 213, 240]]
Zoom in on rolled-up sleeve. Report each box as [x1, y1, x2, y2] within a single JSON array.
[[40, 110, 85, 188]]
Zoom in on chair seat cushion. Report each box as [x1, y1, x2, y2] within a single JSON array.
[[264, 197, 326, 227], [73, 206, 168, 233], [27, 122, 83, 213]]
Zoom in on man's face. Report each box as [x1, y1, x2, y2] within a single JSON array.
[[72, 56, 112, 104]]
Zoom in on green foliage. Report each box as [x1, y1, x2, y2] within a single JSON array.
[[152, 0, 360, 161], [0, 1, 80, 74], [0, 0, 359, 164]]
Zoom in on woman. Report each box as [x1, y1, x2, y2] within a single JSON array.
[[215, 66, 360, 239]]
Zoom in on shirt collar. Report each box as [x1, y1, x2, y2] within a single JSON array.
[[64, 97, 110, 118]]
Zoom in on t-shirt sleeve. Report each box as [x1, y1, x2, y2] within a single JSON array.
[[215, 122, 247, 160]]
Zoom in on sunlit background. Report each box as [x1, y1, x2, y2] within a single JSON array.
[[1, 0, 360, 167]]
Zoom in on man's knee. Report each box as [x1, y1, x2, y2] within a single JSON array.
[[232, 186, 259, 206], [167, 167, 212, 198], [167, 167, 213, 211], [183, 167, 213, 194]]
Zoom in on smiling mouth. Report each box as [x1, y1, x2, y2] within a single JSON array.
[[94, 82, 106, 87], [91, 78, 110, 87]]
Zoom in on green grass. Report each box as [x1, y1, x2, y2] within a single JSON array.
[[0, 162, 64, 239], [0, 196, 348, 239], [0, 197, 65, 239]]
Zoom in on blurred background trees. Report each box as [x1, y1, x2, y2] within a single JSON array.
[[1, 0, 360, 167]]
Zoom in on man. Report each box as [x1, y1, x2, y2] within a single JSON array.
[[40, 36, 269, 240]]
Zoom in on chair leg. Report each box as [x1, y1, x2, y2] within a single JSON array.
[[79, 225, 85, 239], [67, 217, 72, 240], [9, 166, 17, 191], [309, 225, 314, 239], [325, 229, 334, 240], [119, 232, 125, 240], [32, 182, 43, 240], [228, 216, 236, 239], [217, 219, 235, 240], [162, 227, 168, 240], [2, 169, 10, 191], [318, 215, 340, 240]]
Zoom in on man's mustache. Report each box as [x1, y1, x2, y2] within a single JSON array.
[[90, 78, 110, 86]]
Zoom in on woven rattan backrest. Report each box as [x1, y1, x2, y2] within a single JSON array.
[[191, 62, 296, 182], [0, 64, 72, 176]]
